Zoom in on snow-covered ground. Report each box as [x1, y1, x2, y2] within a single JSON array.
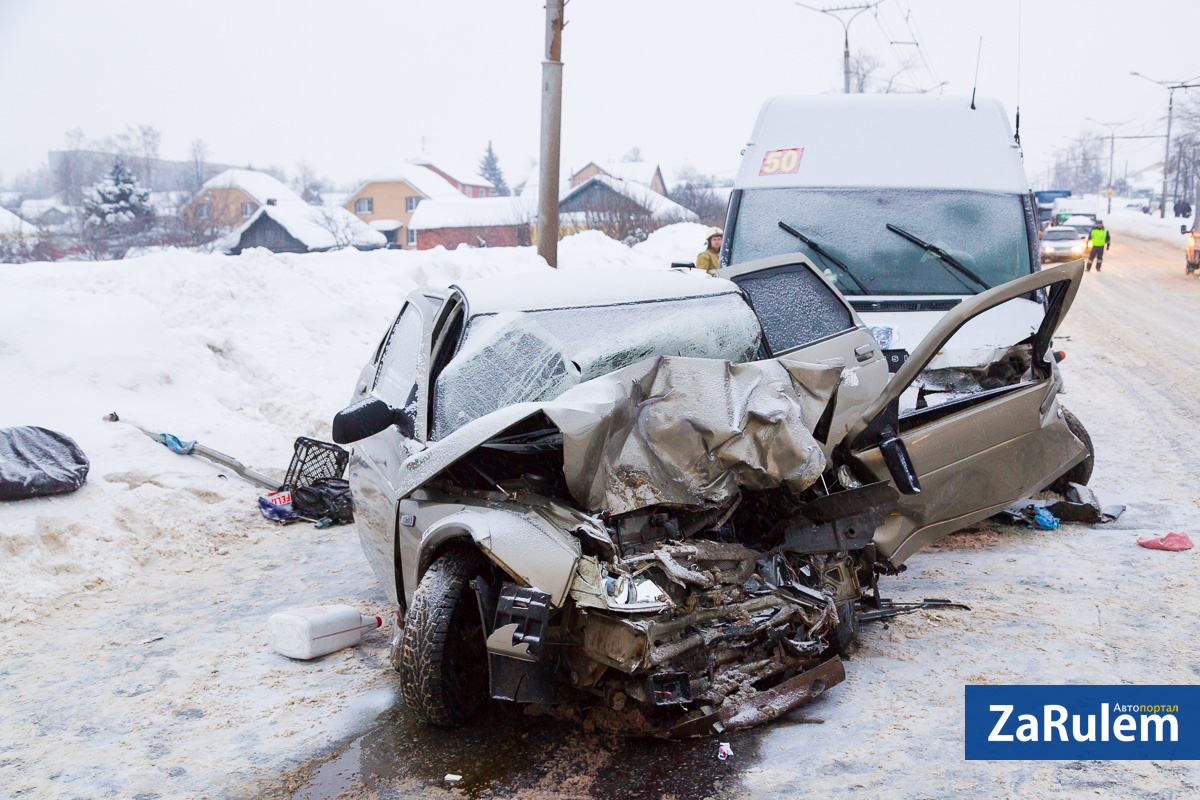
[[0, 229, 706, 624], [1063, 193, 1195, 245]]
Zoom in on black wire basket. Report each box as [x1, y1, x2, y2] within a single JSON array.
[[283, 437, 349, 489]]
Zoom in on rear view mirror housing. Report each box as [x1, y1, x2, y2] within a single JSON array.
[[1183, 225, 1189, 235], [332, 396, 414, 444]]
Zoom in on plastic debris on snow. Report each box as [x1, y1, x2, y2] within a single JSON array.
[[1137, 532, 1194, 552], [998, 482, 1125, 527], [258, 495, 299, 524], [1032, 507, 1060, 530]]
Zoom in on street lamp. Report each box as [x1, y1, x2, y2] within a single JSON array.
[[1130, 71, 1200, 218], [796, 2, 884, 94], [1086, 117, 1129, 214]]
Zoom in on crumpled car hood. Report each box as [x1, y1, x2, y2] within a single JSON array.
[[393, 354, 842, 515]]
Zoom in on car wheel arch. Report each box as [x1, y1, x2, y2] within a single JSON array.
[[416, 507, 581, 608]]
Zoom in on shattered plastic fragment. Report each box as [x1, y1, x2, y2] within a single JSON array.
[[1137, 532, 1194, 552], [1031, 507, 1059, 530]]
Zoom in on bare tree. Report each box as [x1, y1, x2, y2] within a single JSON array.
[[313, 207, 361, 248], [621, 147, 644, 163], [573, 191, 677, 244], [55, 127, 88, 204], [1051, 134, 1106, 194], [292, 161, 327, 205], [849, 49, 918, 94]]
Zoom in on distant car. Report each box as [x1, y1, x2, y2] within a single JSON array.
[[1060, 216, 1098, 240], [1040, 226, 1087, 263]]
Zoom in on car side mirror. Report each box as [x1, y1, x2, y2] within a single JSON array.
[[879, 428, 922, 495], [1183, 225, 1189, 235], [332, 396, 414, 444]]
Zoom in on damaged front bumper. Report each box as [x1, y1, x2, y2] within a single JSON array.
[[478, 528, 865, 736]]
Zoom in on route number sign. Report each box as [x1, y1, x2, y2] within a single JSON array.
[[759, 148, 803, 176]]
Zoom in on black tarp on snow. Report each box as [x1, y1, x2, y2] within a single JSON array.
[[0, 427, 90, 501]]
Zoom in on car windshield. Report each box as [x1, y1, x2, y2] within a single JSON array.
[[1043, 230, 1079, 241], [731, 188, 1033, 296], [429, 292, 762, 438]]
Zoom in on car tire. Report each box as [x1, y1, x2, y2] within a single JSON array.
[[398, 545, 490, 726], [1051, 408, 1094, 492]]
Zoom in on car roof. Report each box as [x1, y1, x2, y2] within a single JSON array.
[[451, 268, 742, 315], [1044, 226, 1080, 233]]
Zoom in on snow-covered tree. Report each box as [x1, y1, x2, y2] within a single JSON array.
[[478, 141, 510, 196], [82, 159, 156, 258]]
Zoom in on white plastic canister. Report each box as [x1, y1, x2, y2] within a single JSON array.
[[267, 605, 382, 660]]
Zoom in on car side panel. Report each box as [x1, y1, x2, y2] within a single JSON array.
[[855, 384, 1084, 565]]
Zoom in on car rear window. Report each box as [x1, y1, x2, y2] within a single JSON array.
[[731, 265, 854, 354]]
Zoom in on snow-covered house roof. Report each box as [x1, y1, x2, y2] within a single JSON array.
[[413, 159, 495, 190], [201, 169, 303, 205], [562, 175, 698, 222], [19, 196, 73, 221], [408, 196, 534, 231], [351, 164, 462, 200], [0, 206, 38, 237], [228, 203, 386, 253], [593, 161, 664, 189]]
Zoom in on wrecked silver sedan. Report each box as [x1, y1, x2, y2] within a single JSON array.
[[333, 256, 1090, 735]]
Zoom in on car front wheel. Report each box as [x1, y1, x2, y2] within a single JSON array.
[[1051, 408, 1094, 492], [398, 545, 490, 725]]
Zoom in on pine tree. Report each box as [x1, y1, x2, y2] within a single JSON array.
[[83, 159, 156, 258], [478, 141, 510, 197]]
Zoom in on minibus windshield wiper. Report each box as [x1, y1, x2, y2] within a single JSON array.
[[885, 224, 991, 291], [778, 220, 868, 294]]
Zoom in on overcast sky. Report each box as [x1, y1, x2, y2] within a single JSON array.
[[3, 0, 1199, 191]]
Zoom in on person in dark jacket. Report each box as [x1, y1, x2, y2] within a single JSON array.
[[696, 229, 722, 276]]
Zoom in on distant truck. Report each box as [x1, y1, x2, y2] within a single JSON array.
[[1034, 190, 1072, 227], [720, 94, 1042, 372], [1050, 197, 1098, 227]]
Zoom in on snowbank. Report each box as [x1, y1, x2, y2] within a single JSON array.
[[1103, 207, 1194, 245], [632, 221, 713, 265], [0, 230, 701, 622]]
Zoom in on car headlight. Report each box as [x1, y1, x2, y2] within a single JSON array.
[[1043, 244, 1054, 253], [1071, 245, 1085, 254]]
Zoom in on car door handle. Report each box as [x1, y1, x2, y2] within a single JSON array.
[[854, 343, 875, 362]]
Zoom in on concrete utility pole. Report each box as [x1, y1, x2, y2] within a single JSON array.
[[1130, 72, 1200, 218], [796, 2, 882, 94], [537, 0, 565, 267], [1086, 118, 1127, 214]]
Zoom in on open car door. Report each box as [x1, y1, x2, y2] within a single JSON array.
[[720, 252, 891, 454], [839, 260, 1088, 568]]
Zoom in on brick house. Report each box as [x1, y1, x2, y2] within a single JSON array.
[[183, 169, 302, 230], [343, 164, 463, 248], [408, 196, 533, 250]]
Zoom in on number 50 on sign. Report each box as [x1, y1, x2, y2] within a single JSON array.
[[759, 148, 803, 176]]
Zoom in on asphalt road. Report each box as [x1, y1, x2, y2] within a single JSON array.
[[280, 230, 1200, 800]]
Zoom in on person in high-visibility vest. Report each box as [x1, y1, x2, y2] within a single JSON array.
[[1087, 222, 1111, 272]]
